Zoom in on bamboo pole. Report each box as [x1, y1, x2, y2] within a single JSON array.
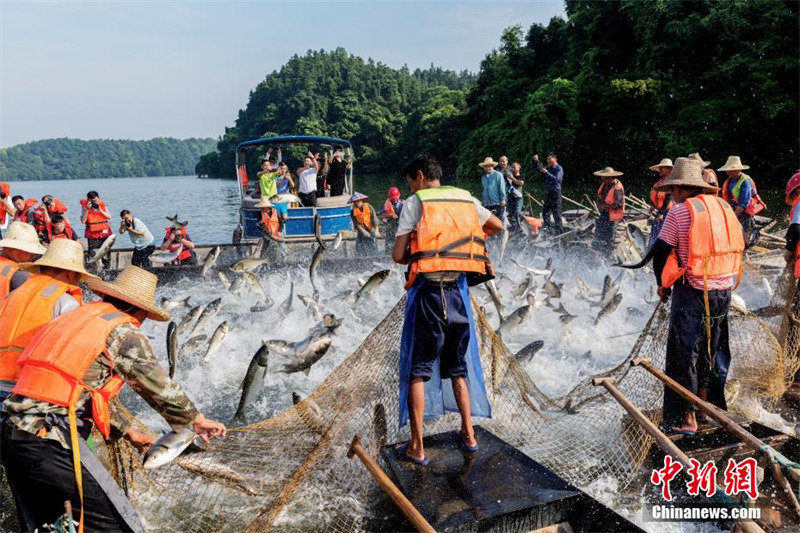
[[525, 192, 543, 207], [561, 193, 593, 213], [632, 357, 800, 518], [592, 377, 766, 533], [347, 435, 435, 533]]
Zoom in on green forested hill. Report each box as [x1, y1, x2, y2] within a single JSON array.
[[199, 1, 798, 189], [0, 137, 216, 181]]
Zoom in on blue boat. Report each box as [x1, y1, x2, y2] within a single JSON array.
[[235, 135, 355, 241]]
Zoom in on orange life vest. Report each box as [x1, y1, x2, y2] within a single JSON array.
[[0, 274, 83, 383], [351, 203, 374, 231], [81, 199, 111, 237], [14, 199, 38, 222], [721, 174, 767, 218], [260, 207, 280, 238], [405, 186, 491, 289], [238, 165, 249, 191], [165, 226, 193, 262], [598, 179, 625, 221], [0, 256, 19, 300], [383, 199, 396, 218], [791, 197, 800, 279], [0, 183, 10, 222], [649, 185, 672, 212], [660, 195, 745, 289], [49, 219, 76, 241], [12, 301, 138, 440]]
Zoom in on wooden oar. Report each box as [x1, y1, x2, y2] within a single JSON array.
[[347, 435, 435, 533], [631, 358, 800, 519], [592, 377, 766, 533]]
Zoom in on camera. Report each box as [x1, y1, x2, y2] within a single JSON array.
[[91, 200, 99, 209]]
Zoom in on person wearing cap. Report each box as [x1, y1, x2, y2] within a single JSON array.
[[1, 266, 227, 531], [80, 191, 113, 269], [327, 148, 351, 197], [687, 153, 718, 191], [392, 154, 499, 465], [593, 167, 625, 259], [379, 187, 404, 254], [0, 221, 46, 299], [718, 156, 767, 236], [0, 239, 93, 400], [349, 192, 378, 253], [650, 157, 744, 435], [479, 157, 507, 225], [647, 158, 674, 247], [535, 153, 562, 233], [160, 216, 197, 266]]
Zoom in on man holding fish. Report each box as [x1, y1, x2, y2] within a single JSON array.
[[0, 266, 226, 532], [392, 154, 501, 465]]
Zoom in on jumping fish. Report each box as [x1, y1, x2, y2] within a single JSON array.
[[165, 214, 187, 227], [191, 297, 223, 334], [178, 334, 207, 357], [313, 214, 325, 248], [264, 323, 338, 376], [87, 234, 116, 266], [731, 293, 748, 313], [166, 321, 178, 379], [514, 340, 544, 364], [230, 258, 269, 273], [499, 227, 510, 261], [281, 282, 294, 313], [353, 269, 390, 303], [593, 281, 620, 308], [576, 277, 599, 300], [600, 275, 612, 301], [177, 305, 203, 335], [512, 273, 534, 299], [202, 321, 229, 363], [332, 230, 345, 250], [497, 304, 532, 336], [309, 244, 326, 298], [150, 245, 183, 265], [594, 294, 623, 325], [217, 271, 232, 289], [485, 279, 505, 317], [231, 345, 270, 426], [542, 278, 563, 299], [160, 296, 191, 312], [229, 275, 247, 296], [559, 311, 577, 324], [243, 271, 270, 304], [201, 246, 221, 278], [270, 193, 302, 205], [298, 294, 323, 321], [143, 428, 199, 469]]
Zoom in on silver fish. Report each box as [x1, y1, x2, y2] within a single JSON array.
[[514, 340, 544, 364], [175, 456, 258, 495], [149, 245, 183, 265], [251, 238, 265, 259], [332, 230, 344, 250], [353, 270, 390, 303], [559, 310, 577, 324], [166, 321, 178, 379], [178, 334, 207, 357], [313, 214, 325, 248], [298, 294, 323, 321], [576, 277, 599, 300], [485, 279, 505, 317], [231, 345, 270, 426], [497, 304, 532, 336], [280, 282, 294, 313], [544, 257, 553, 271], [201, 246, 221, 278], [600, 274, 613, 302], [499, 227, 510, 261], [177, 305, 203, 334], [229, 275, 247, 296], [202, 321, 229, 363], [230, 258, 269, 272], [264, 331, 334, 376], [217, 271, 232, 289], [191, 297, 223, 335], [270, 193, 302, 205], [160, 296, 191, 311], [87, 234, 116, 266], [542, 278, 563, 299], [594, 294, 623, 325], [143, 428, 198, 469], [512, 273, 534, 299], [309, 244, 326, 298], [593, 282, 620, 308], [243, 271, 269, 303]]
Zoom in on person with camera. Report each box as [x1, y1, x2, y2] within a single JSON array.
[[80, 190, 112, 268], [32, 195, 68, 243], [119, 210, 155, 268], [160, 218, 197, 266], [48, 213, 79, 242]]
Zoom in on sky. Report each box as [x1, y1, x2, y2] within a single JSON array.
[[0, 1, 565, 147]]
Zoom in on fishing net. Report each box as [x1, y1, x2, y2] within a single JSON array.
[[2, 262, 798, 532]]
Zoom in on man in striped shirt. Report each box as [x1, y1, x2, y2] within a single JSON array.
[[651, 157, 743, 435]]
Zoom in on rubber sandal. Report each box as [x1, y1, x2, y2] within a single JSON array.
[[457, 432, 479, 452], [396, 444, 429, 466]]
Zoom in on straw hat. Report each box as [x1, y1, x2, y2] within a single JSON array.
[[687, 152, 710, 167], [593, 167, 624, 178], [648, 158, 673, 171], [87, 266, 169, 321], [654, 157, 718, 193], [18, 238, 98, 281], [254, 198, 273, 208], [718, 155, 749, 172], [478, 157, 498, 168], [348, 192, 369, 204], [0, 221, 46, 255]]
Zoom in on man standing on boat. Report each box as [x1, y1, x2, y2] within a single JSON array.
[[593, 167, 625, 260], [80, 191, 113, 270], [392, 154, 500, 464], [535, 153, 563, 234], [297, 151, 320, 207], [650, 157, 744, 435], [327, 148, 351, 197], [479, 157, 506, 226], [119, 210, 155, 268]]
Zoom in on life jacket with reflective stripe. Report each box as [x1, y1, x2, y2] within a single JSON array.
[[80, 199, 111, 237], [351, 203, 374, 231], [0, 274, 83, 382], [12, 301, 137, 440], [49, 220, 76, 241], [260, 207, 280, 238], [165, 226, 193, 262], [660, 195, 745, 288], [0, 183, 10, 222], [791, 197, 800, 280], [0, 256, 19, 300], [721, 174, 766, 217], [598, 179, 625, 221], [14, 199, 38, 222], [383, 199, 396, 218], [405, 186, 492, 289]]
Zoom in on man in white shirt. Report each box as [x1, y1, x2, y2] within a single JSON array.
[[297, 151, 319, 206]]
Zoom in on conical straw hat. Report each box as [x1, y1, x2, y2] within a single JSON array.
[[687, 152, 710, 167], [593, 167, 624, 178], [654, 157, 718, 193], [348, 191, 369, 203], [648, 158, 673, 171], [718, 155, 749, 171], [0, 221, 46, 255], [87, 266, 169, 321], [18, 238, 97, 281], [478, 157, 498, 168]]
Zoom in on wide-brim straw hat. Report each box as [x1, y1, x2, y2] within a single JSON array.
[[718, 155, 749, 171], [687, 152, 710, 167], [478, 157, 498, 168], [18, 238, 98, 281], [254, 198, 273, 208], [0, 221, 46, 255], [593, 167, 624, 178], [648, 158, 673, 171], [87, 266, 169, 321], [654, 156, 718, 193], [348, 192, 369, 203]]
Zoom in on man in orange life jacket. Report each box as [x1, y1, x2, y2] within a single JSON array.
[[80, 190, 113, 269], [1, 266, 226, 532], [32, 195, 68, 243], [0, 239, 94, 400], [11, 195, 37, 224], [350, 191, 378, 253], [718, 155, 766, 240], [647, 158, 673, 248], [0, 221, 46, 300], [379, 187, 404, 254], [593, 166, 625, 260], [160, 215, 197, 266], [392, 154, 501, 464], [650, 157, 744, 435]]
